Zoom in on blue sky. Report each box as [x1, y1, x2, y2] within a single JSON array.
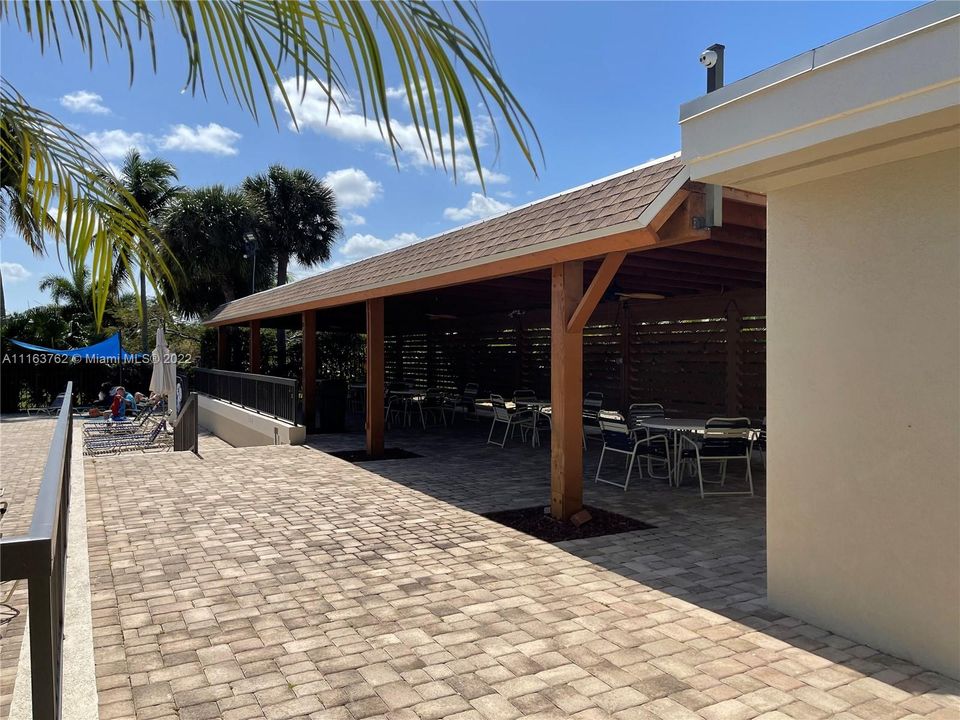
[[1, 1, 922, 312]]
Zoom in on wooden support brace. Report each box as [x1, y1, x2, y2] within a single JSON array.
[[567, 251, 626, 333]]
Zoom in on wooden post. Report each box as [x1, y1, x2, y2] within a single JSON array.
[[725, 303, 742, 416], [551, 261, 584, 521], [249, 320, 261, 375], [619, 304, 631, 414], [302, 311, 317, 432], [366, 298, 385, 457], [217, 326, 228, 369]]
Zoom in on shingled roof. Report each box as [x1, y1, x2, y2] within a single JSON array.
[[205, 153, 686, 325]]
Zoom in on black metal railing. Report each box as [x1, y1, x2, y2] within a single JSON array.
[[193, 368, 299, 425], [173, 392, 199, 454], [0, 381, 73, 719]]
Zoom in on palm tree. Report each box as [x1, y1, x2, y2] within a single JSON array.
[[114, 151, 182, 353], [38, 264, 98, 342], [243, 166, 341, 372], [162, 186, 268, 320], [0, 2, 540, 329]]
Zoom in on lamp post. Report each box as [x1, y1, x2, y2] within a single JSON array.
[[243, 232, 257, 295]]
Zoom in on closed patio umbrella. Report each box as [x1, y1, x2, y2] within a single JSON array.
[[149, 327, 177, 418]]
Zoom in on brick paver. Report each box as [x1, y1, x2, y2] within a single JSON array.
[[83, 426, 959, 719]]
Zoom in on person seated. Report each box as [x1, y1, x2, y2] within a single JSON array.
[[93, 382, 114, 409], [110, 386, 129, 421]]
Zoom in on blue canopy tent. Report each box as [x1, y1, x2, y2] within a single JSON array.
[[9, 333, 144, 362]]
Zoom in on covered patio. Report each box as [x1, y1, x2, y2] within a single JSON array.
[[205, 154, 767, 520]]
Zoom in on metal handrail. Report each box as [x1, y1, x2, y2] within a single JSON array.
[[173, 392, 199, 454], [0, 381, 73, 719], [192, 368, 299, 425]]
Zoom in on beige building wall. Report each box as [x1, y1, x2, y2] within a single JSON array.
[[766, 148, 960, 678]]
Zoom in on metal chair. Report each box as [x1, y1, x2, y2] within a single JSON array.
[[582, 391, 604, 444], [679, 417, 756, 498], [444, 382, 479, 424], [420, 388, 446, 427], [486, 394, 531, 448], [628, 403, 670, 479], [595, 417, 672, 491]]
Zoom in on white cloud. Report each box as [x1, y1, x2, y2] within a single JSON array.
[[159, 123, 241, 156], [83, 129, 151, 160], [60, 90, 110, 114], [322, 168, 382, 209], [460, 165, 509, 187], [341, 232, 420, 260], [276, 79, 508, 187], [443, 193, 511, 222], [344, 213, 366, 227], [0, 262, 31, 282]]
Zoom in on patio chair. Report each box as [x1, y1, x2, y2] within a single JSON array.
[[486, 394, 531, 448], [444, 382, 479, 424], [83, 419, 171, 455], [628, 403, 665, 425], [595, 417, 671, 491], [752, 418, 767, 470], [582, 391, 604, 443], [628, 403, 671, 479], [83, 400, 164, 436], [25, 393, 67, 416], [420, 388, 447, 427], [384, 382, 414, 428], [679, 417, 756, 498], [513, 389, 537, 404]]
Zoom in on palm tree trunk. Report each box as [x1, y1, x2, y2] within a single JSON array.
[[277, 255, 288, 372], [140, 267, 148, 354]]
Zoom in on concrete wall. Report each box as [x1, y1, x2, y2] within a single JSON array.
[[767, 148, 960, 678], [198, 395, 305, 447]]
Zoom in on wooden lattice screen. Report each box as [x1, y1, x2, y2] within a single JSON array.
[[381, 289, 765, 418]]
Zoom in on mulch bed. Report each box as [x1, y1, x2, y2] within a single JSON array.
[[328, 447, 423, 463], [481, 505, 654, 543]]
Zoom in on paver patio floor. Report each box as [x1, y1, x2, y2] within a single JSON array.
[[83, 428, 959, 720]]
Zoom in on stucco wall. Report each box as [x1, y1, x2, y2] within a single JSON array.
[[767, 148, 960, 678], [198, 395, 306, 447]]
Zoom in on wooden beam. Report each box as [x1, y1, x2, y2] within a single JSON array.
[[551, 261, 584, 521], [658, 191, 712, 246], [366, 298, 385, 458], [302, 311, 317, 432], [217, 326, 228, 369], [723, 200, 766, 229], [567, 251, 626, 333], [723, 187, 766, 206], [249, 320, 261, 374]]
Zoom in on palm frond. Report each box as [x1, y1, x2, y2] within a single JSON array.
[[1, 0, 541, 188], [0, 80, 173, 327]]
